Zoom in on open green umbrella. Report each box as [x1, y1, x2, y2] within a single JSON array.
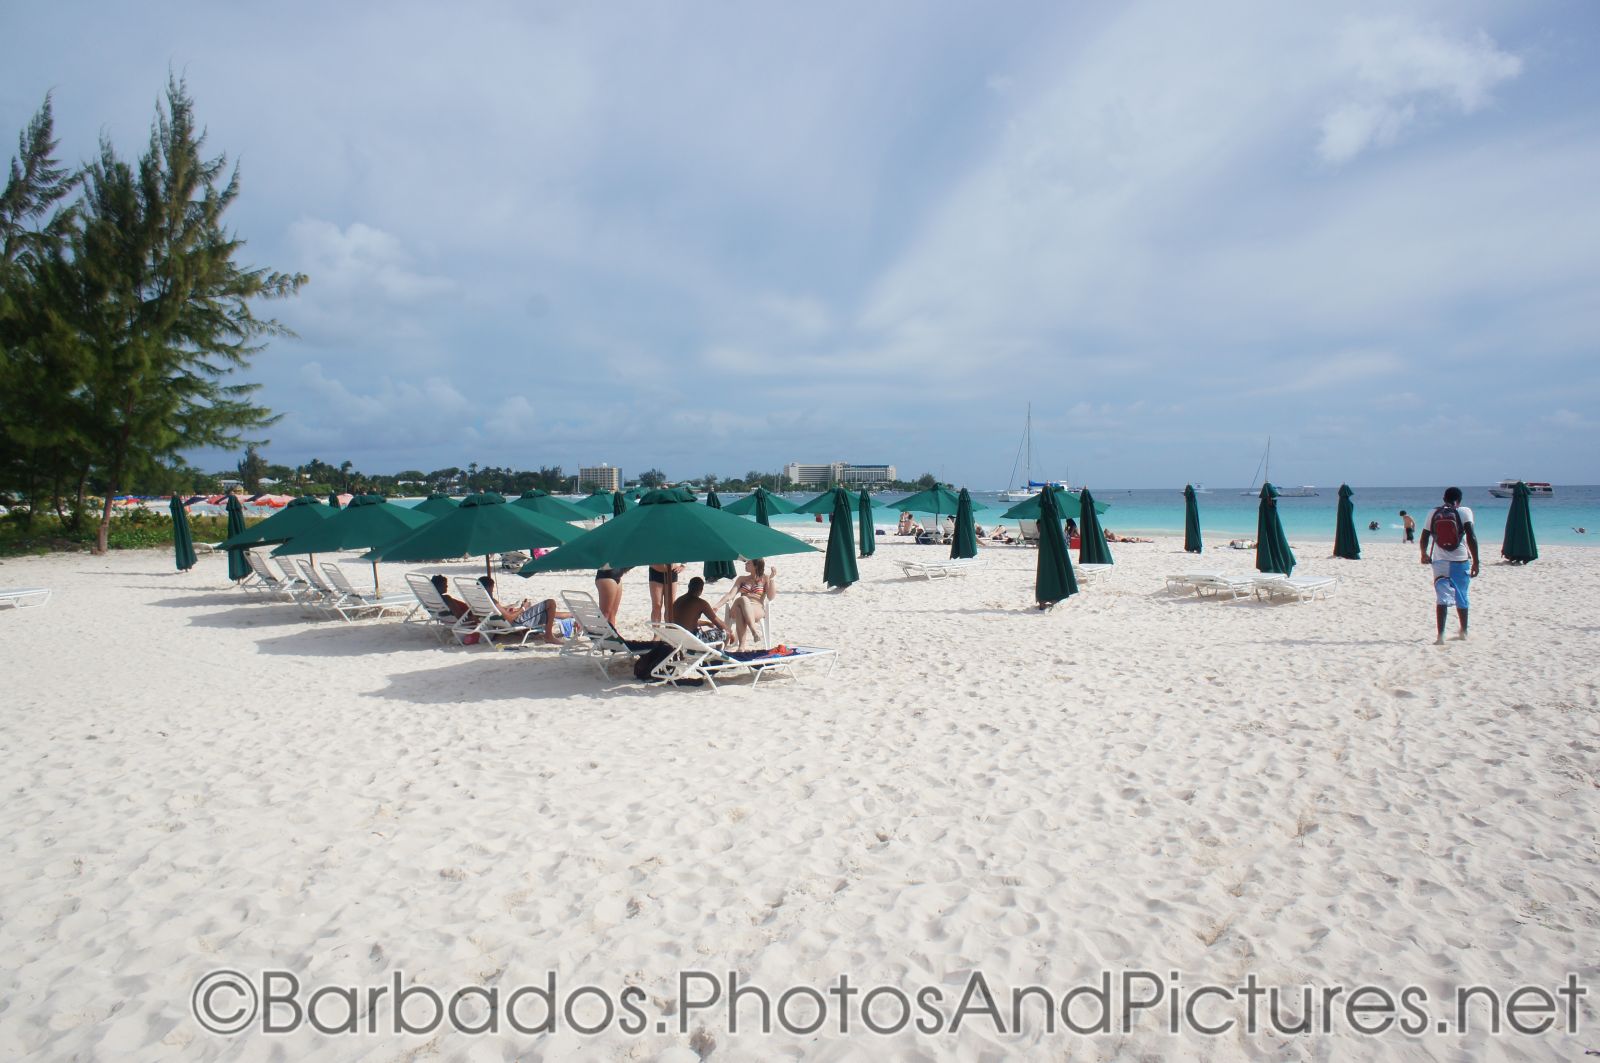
[[1034, 477, 1077, 608], [795, 488, 893, 515], [890, 485, 988, 524], [723, 486, 798, 526], [822, 487, 859, 589], [273, 494, 436, 593], [1501, 481, 1538, 564], [1001, 486, 1106, 520], [170, 495, 198, 572], [219, 495, 330, 550], [950, 488, 979, 559], [414, 493, 460, 518], [1254, 483, 1296, 576], [224, 494, 251, 582], [858, 489, 876, 558], [702, 490, 738, 583], [1333, 484, 1361, 560], [575, 491, 615, 516], [375, 491, 582, 579], [1183, 485, 1203, 554], [327, 491, 341, 510], [511, 489, 592, 523], [1077, 487, 1113, 565]]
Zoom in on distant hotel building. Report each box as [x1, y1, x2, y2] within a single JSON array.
[[578, 464, 622, 492], [784, 462, 897, 488]]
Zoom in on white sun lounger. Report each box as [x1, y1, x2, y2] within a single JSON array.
[[453, 577, 541, 649], [0, 587, 50, 609], [1075, 562, 1114, 584], [649, 623, 836, 690], [321, 563, 417, 622], [293, 559, 346, 618], [1252, 574, 1338, 602], [241, 552, 298, 600], [1185, 574, 1262, 600], [275, 556, 312, 600], [561, 590, 651, 675], [895, 557, 986, 580], [405, 573, 471, 643]]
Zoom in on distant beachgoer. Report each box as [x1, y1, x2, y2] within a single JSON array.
[[1368, 520, 1380, 531], [1574, 527, 1587, 534], [1418, 487, 1479, 646], [716, 559, 777, 651], [898, 512, 914, 535], [1104, 529, 1152, 544], [989, 524, 1014, 544], [648, 563, 685, 624], [430, 574, 468, 619], [1401, 511, 1415, 543], [671, 577, 726, 640], [479, 576, 570, 645], [594, 567, 628, 629]]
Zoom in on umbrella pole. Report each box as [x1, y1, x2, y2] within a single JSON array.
[[486, 555, 493, 581], [372, 559, 381, 595]]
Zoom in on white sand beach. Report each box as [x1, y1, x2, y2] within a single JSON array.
[[1, 536, 1595, 1061]]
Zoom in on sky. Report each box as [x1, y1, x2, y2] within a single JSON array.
[[4, 1, 1598, 488]]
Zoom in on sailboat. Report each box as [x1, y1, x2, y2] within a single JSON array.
[[1000, 404, 1068, 502], [1240, 438, 1318, 497]]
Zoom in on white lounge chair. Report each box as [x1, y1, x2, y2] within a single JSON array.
[[453, 577, 540, 649], [1253, 574, 1338, 602], [0, 587, 50, 609], [648, 623, 836, 690], [1075, 562, 1114, 584], [405, 573, 471, 643], [1165, 571, 1222, 594], [322, 563, 417, 622], [895, 557, 985, 580], [241, 552, 299, 601], [561, 590, 651, 675], [275, 556, 312, 600], [1186, 574, 1262, 600], [293, 559, 345, 618], [1018, 519, 1040, 547]]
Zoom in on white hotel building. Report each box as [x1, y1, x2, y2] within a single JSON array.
[[784, 462, 897, 488]]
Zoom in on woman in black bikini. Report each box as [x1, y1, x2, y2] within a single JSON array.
[[648, 564, 685, 625], [594, 567, 627, 629]]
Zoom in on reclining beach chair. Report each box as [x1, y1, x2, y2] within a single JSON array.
[[648, 623, 837, 690], [321, 563, 417, 622], [293, 559, 346, 618], [1018, 519, 1041, 547], [1188, 574, 1263, 601], [894, 557, 985, 580], [405, 573, 471, 643], [0, 587, 50, 609], [241, 552, 295, 599], [561, 590, 653, 675], [1252, 574, 1338, 603], [452, 577, 540, 649], [1075, 562, 1114, 584], [275, 556, 312, 600], [1165, 571, 1221, 594]]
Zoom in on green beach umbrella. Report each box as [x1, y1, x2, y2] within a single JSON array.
[[327, 490, 341, 510], [1501, 481, 1539, 564], [375, 491, 581, 580], [950, 488, 979, 559], [890, 485, 988, 523], [611, 490, 628, 518], [1001, 486, 1106, 520], [273, 494, 435, 593], [1033, 477, 1077, 608], [702, 489, 738, 583], [1183, 485, 1203, 554], [575, 491, 615, 516], [723, 486, 798, 526], [219, 495, 330, 550], [822, 487, 859, 589], [170, 495, 198, 572], [1333, 484, 1361, 560], [1254, 483, 1297, 576], [224, 494, 251, 582], [858, 489, 876, 558], [414, 493, 460, 518], [796, 488, 892, 515], [511, 489, 592, 523], [1077, 487, 1113, 565]]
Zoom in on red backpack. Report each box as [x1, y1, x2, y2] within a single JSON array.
[[1430, 505, 1463, 551]]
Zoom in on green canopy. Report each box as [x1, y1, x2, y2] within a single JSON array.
[[858, 489, 876, 558], [273, 494, 436, 592], [950, 488, 979, 559], [1333, 484, 1361, 560], [1183, 485, 1203, 554], [722, 487, 798, 525], [1077, 487, 1113, 565], [822, 487, 859, 589], [890, 485, 987, 521], [575, 491, 615, 515], [327, 491, 341, 510], [702, 489, 738, 583], [374, 491, 581, 579], [170, 495, 197, 572], [511, 489, 592, 523], [224, 494, 251, 581], [1034, 477, 1077, 607], [1501, 481, 1539, 564], [219, 495, 330, 550], [795, 488, 892, 515], [1002, 486, 1106, 520], [414, 493, 460, 517], [1254, 483, 1297, 576]]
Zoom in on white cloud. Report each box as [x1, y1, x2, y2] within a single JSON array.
[[287, 220, 454, 303]]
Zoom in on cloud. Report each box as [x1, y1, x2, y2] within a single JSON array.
[[287, 219, 454, 303]]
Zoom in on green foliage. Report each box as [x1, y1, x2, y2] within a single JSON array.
[[0, 506, 234, 556]]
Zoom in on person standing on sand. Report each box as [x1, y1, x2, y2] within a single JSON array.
[[1418, 487, 1479, 645], [1401, 511, 1415, 542]]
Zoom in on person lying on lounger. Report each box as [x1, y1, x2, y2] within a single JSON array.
[[478, 575, 571, 645], [672, 577, 727, 641], [431, 574, 469, 619], [1103, 529, 1152, 543]]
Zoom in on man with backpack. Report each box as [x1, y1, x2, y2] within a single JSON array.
[[1418, 487, 1479, 644]]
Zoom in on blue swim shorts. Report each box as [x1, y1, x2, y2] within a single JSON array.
[[1432, 560, 1470, 609]]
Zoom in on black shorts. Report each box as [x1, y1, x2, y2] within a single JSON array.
[[596, 568, 625, 583], [649, 568, 667, 584]]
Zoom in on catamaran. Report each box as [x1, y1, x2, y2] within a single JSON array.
[[1000, 404, 1069, 502], [1488, 479, 1554, 498], [1240, 438, 1318, 497]]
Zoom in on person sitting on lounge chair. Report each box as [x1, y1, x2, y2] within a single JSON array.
[[431, 574, 469, 619], [988, 524, 1015, 543], [715, 559, 777, 652], [672, 577, 727, 641], [478, 575, 571, 645]]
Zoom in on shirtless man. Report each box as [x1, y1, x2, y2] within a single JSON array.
[[671, 577, 727, 640]]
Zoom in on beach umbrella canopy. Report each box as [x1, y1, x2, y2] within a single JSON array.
[[1077, 487, 1113, 565], [1254, 483, 1297, 576], [1002, 486, 1106, 520], [1333, 484, 1361, 560], [374, 491, 581, 578], [723, 486, 798, 525], [891, 485, 987, 521], [224, 494, 251, 581], [822, 487, 859, 589], [170, 495, 197, 572], [702, 490, 738, 583], [511, 489, 592, 523], [414, 493, 460, 517], [219, 495, 330, 550], [272, 494, 435, 593], [1183, 485, 1203, 554], [950, 488, 979, 559], [327, 490, 341, 510], [1033, 478, 1077, 607], [574, 491, 615, 515], [795, 488, 893, 515], [1501, 481, 1539, 564], [858, 489, 876, 558]]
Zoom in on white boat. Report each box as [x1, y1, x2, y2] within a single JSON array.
[[1240, 438, 1318, 497], [999, 405, 1070, 501], [1488, 479, 1554, 498]]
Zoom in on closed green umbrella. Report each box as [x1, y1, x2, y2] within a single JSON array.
[[858, 489, 876, 558], [1333, 484, 1361, 560], [511, 490, 591, 523], [219, 495, 330, 550], [273, 494, 436, 593], [1001, 486, 1106, 520], [723, 486, 798, 526], [950, 488, 979, 559], [327, 491, 341, 510], [822, 487, 859, 589], [1254, 483, 1296, 575], [1183, 485, 1203, 554], [414, 493, 460, 518], [702, 490, 738, 583], [611, 490, 628, 518], [1077, 487, 1113, 565], [1501, 481, 1539, 564], [224, 494, 251, 582], [1034, 477, 1077, 608], [170, 495, 198, 572], [375, 491, 581, 580]]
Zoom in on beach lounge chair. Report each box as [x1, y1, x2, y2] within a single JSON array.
[[1252, 574, 1338, 603], [894, 557, 985, 580], [0, 587, 50, 609], [561, 590, 653, 675], [1075, 562, 1114, 584], [321, 563, 417, 622], [293, 559, 346, 618], [648, 623, 836, 690], [452, 577, 540, 649], [275, 557, 312, 600], [242, 552, 300, 601], [1018, 519, 1040, 547], [405, 573, 471, 643], [1187, 574, 1262, 600]]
